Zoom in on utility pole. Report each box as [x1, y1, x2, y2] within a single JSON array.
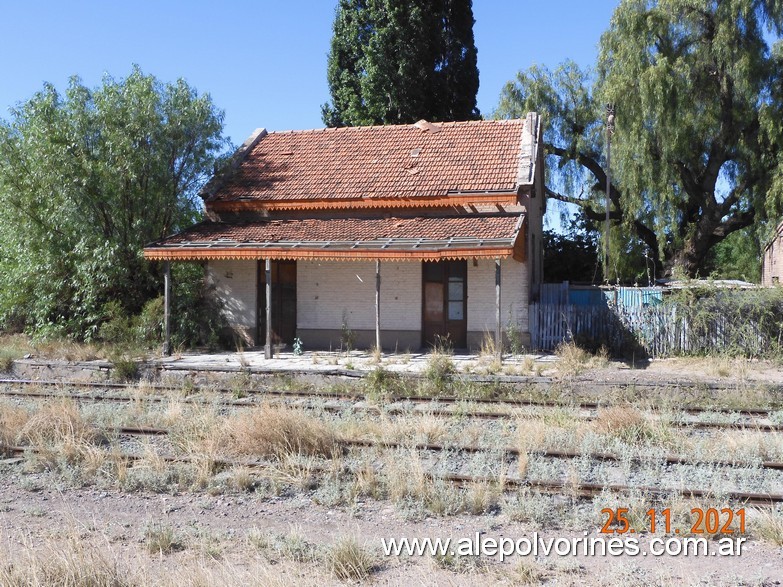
[[605, 104, 615, 284]]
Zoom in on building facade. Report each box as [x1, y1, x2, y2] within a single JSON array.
[[144, 115, 545, 352], [762, 220, 783, 286]]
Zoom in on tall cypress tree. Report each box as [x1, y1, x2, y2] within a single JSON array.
[[322, 0, 480, 126]]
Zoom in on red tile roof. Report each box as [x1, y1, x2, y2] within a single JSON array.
[[144, 214, 525, 262], [157, 215, 521, 243], [203, 118, 533, 205]]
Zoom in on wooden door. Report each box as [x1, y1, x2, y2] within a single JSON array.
[[258, 260, 297, 346], [422, 261, 467, 348]]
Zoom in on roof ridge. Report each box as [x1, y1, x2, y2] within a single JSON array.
[[265, 118, 525, 135]]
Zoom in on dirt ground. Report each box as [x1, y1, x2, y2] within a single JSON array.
[[0, 465, 783, 586], [2, 355, 783, 585]]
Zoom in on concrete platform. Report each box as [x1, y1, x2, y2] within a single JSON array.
[[8, 349, 556, 385], [155, 349, 555, 376]]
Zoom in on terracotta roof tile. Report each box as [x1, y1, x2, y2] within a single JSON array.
[[205, 119, 531, 204], [154, 215, 522, 246]]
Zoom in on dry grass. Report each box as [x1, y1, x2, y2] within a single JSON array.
[[0, 334, 34, 372], [555, 342, 609, 376], [327, 537, 375, 581], [512, 559, 544, 584], [708, 356, 751, 380], [32, 338, 105, 362], [464, 479, 502, 514], [144, 523, 184, 555], [348, 412, 448, 446], [0, 533, 332, 587], [750, 508, 783, 546], [555, 342, 591, 376], [0, 536, 133, 587], [477, 332, 503, 374], [0, 402, 30, 450], [352, 461, 383, 499], [18, 400, 102, 464], [593, 406, 674, 446], [224, 405, 340, 459]]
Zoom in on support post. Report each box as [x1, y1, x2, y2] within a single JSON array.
[[605, 104, 615, 284], [265, 258, 272, 360], [163, 261, 171, 356], [375, 260, 381, 352], [495, 259, 502, 361]]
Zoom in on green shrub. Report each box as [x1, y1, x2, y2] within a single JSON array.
[[111, 355, 140, 382], [664, 286, 783, 358], [364, 366, 407, 400], [424, 352, 455, 394]]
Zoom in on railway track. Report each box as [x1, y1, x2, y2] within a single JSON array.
[[4, 440, 782, 507], [1, 377, 778, 415], [1, 378, 781, 432]]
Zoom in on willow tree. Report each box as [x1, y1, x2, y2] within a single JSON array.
[[322, 0, 480, 126], [0, 67, 228, 338], [497, 0, 783, 278]]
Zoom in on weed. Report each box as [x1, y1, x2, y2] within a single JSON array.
[[0, 403, 29, 452], [424, 351, 455, 394], [478, 331, 503, 373], [0, 334, 34, 370], [111, 355, 140, 382], [341, 312, 357, 352], [506, 315, 525, 355], [513, 559, 544, 584], [364, 366, 401, 401], [464, 480, 501, 515], [144, 523, 184, 555], [432, 552, 487, 573], [272, 528, 319, 563], [0, 537, 134, 587], [229, 370, 253, 398], [0, 350, 22, 372], [751, 508, 783, 545], [293, 337, 303, 356], [327, 537, 374, 581], [555, 342, 591, 376], [19, 400, 101, 464], [594, 406, 674, 446], [225, 405, 340, 459]]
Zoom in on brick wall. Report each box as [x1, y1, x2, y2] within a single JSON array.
[[763, 230, 783, 287], [467, 259, 529, 335], [297, 261, 421, 331], [207, 260, 258, 343], [206, 258, 530, 350]]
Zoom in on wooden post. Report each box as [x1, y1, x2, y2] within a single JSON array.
[[495, 259, 502, 361], [163, 261, 171, 357], [265, 258, 273, 360], [375, 260, 381, 352]]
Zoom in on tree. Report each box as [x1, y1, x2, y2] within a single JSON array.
[[322, 0, 480, 126], [0, 66, 229, 339], [497, 0, 783, 278]]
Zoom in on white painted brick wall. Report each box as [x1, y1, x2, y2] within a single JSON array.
[[205, 258, 528, 337], [207, 260, 257, 329], [467, 259, 529, 332], [297, 261, 421, 330]]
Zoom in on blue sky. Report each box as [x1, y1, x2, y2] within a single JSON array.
[[0, 1, 620, 147]]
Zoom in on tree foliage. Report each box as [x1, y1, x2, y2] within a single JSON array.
[[497, 0, 783, 278], [0, 67, 229, 339], [322, 0, 480, 126]]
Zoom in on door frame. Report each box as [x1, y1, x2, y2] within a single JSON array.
[[258, 259, 297, 346], [421, 260, 467, 349]]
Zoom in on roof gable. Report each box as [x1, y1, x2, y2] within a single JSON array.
[[202, 115, 540, 209]]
